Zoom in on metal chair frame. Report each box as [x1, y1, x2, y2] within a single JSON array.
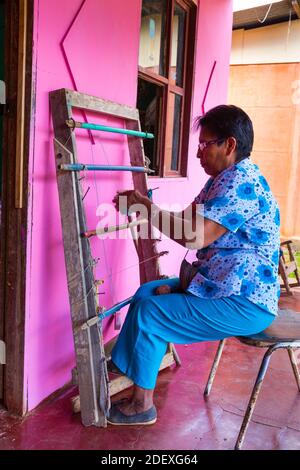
[[204, 309, 300, 450]]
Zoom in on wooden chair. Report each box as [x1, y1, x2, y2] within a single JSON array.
[[279, 240, 300, 295], [204, 308, 300, 450]]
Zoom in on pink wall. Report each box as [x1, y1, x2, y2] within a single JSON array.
[[24, 0, 233, 411], [154, 0, 234, 273]]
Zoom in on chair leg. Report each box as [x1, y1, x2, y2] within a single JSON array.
[[204, 339, 226, 397], [235, 346, 275, 450], [170, 343, 182, 366], [279, 258, 293, 295], [287, 348, 300, 392]]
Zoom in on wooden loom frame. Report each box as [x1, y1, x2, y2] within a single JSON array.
[[50, 89, 179, 427]]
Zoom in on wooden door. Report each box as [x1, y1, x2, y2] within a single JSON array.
[[0, 0, 33, 414]]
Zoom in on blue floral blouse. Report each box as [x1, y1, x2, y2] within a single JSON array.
[[187, 158, 280, 315]]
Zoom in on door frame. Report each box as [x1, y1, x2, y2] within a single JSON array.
[[0, 0, 34, 415]]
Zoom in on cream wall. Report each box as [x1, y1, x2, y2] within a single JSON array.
[[229, 19, 300, 241], [231, 19, 300, 64]]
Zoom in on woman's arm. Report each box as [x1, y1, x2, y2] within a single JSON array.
[[149, 200, 226, 249], [113, 190, 227, 250]]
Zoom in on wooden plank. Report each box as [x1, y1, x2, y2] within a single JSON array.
[[279, 258, 293, 295], [0, 0, 34, 413], [292, 0, 300, 19], [71, 367, 78, 386], [65, 89, 139, 121], [104, 336, 118, 360], [56, 137, 108, 427], [15, 0, 27, 209], [284, 262, 298, 276], [71, 352, 176, 414], [126, 118, 161, 284], [50, 89, 109, 427]]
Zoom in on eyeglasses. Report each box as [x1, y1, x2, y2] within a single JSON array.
[[198, 138, 225, 152]]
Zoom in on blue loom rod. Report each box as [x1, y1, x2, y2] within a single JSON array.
[[98, 297, 133, 321], [59, 163, 154, 174], [66, 119, 154, 139], [81, 297, 133, 330]]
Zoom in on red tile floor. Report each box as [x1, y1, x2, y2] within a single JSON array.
[[1, 290, 300, 451]]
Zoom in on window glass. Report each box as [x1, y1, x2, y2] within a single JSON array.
[[165, 93, 182, 172], [137, 78, 162, 176], [137, 0, 195, 176], [139, 0, 167, 77], [171, 3, 186, 87], [171, 94, 182, 170]]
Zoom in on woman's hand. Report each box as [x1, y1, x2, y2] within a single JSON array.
[[155, 284, 172, 295], [112, 190, 151, 215]]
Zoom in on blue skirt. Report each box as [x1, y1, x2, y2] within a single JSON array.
[[111, 278, 275, 390]]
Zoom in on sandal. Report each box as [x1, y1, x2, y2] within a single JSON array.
[[107, 404, 157, 426]]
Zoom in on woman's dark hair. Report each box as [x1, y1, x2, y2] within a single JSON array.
[[196, 105, 254, 162]]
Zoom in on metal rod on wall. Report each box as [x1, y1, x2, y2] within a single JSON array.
[[58, 163, 154, 173]]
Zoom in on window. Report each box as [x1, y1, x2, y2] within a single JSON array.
[[137, 0, 196, 177]]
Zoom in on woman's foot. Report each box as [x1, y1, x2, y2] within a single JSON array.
[[108, 386, 156, 425], [111, 384, 154, 417], [107, 402, 157, 426], [117, 399, 153, 416]]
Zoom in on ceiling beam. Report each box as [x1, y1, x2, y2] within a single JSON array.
[[291, 0, 300, 18]]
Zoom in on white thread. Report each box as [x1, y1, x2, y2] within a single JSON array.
[[90, 137, 116, 306], [286, 7, 292, 52], [255, 3, 273, 24]]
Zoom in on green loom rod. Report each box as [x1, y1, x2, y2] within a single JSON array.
[[66, 119, 154, 139]]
